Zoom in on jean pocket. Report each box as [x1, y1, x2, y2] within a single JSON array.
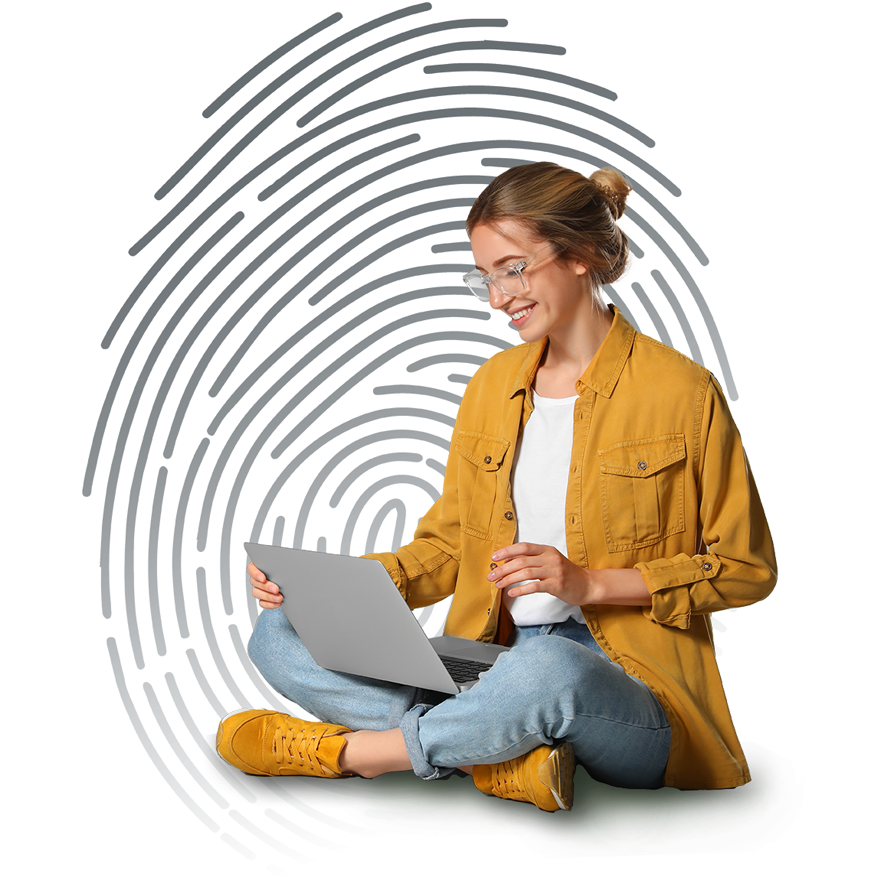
[[598, 434, 687, 552]]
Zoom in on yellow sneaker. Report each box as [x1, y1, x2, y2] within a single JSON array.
[[216, 710, 351, 777], [472, 742, 575, 811]]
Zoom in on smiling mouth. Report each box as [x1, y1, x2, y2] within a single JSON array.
[[509, 305, 535, 322]]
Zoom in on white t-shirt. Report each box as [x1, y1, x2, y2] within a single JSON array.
[[504, 391, 586, 626]]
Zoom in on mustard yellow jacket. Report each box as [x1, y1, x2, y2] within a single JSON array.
[[368, 307, 776, 789]]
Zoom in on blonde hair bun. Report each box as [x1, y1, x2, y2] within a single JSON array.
[[589, 167, 631, 221]]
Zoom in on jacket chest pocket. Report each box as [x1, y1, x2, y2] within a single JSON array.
[[454, 431, 510, 539], [598, 434, 687, 552]]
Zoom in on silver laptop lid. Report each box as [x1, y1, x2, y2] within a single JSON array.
[[244, 543, 462, 693]]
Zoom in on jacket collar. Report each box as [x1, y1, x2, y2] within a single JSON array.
[[508, 305, 636, 400]]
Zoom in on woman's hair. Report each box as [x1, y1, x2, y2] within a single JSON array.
[[466, 162, 631, 293]]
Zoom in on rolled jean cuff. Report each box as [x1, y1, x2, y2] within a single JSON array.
[[400, 703, 455, 780]]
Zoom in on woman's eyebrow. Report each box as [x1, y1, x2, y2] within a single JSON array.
[[473, 254, 524, 272]]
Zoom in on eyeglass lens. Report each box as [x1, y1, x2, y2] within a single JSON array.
[[484, 266, 525, 296]]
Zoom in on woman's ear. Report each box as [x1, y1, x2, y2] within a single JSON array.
[[559, 250, 591, 279]]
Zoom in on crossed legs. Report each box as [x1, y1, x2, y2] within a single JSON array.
[[246, 608, 670, 788]]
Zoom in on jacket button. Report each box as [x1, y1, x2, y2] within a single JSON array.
[[702, 562, 712, 571], [484, 455, 492, 464], [489, 562, 497, 570], [504, 511, 514, 520], [638, 461, 648, 470]]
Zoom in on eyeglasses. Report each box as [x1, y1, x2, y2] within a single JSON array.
[[462, 244, 556, 302]]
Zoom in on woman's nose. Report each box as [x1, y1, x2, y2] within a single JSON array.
[[488, 283, 514, 310]]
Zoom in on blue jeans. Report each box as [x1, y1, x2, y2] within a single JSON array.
[[248, 608, 670, 788]]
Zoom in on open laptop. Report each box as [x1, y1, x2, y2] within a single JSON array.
[[245, 542, 510, 695]]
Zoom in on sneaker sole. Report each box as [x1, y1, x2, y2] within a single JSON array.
[[537, 743, 575, 811]]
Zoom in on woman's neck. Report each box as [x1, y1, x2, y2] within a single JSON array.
[[538, 306, 614, 378]]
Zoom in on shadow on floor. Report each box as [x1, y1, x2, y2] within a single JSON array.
[[196, 697, 806, 877]]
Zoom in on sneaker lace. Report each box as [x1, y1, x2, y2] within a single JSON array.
[[272, 723, 327, 771], [493, 759, 527, 800]]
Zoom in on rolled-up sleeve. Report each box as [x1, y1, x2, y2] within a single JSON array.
[[636, 376, 777, 628], [362, 422, 466, 610]]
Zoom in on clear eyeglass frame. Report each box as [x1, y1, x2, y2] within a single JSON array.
[[462, 244, 556, 302]]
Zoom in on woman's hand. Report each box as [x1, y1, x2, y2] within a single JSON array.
[[248, 561, 283, 609], [487, 543, 591, 606]]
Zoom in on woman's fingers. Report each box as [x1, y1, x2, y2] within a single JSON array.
[[247, 561, 282, 606], [253, 584, 283, 608], [253, 580, 281, 598], [247, 561, 266, 583], [251, 578, 280, 593]]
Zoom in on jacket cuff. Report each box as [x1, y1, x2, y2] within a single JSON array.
[[635, 552, 721, 629]]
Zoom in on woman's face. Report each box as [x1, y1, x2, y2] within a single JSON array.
[[469, 220, 592, 343]]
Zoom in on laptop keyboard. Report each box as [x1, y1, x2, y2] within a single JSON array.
[[440, 656, 495, 683]]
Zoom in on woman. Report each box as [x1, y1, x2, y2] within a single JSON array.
[[216, 162, 776, 811]]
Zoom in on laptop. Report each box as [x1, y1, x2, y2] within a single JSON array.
[[245, 542, 510, 695]]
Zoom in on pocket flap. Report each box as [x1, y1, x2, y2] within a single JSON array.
[[455, 431, 510, 472], [599, 434, 686, 478]]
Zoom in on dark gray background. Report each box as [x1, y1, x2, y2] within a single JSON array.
[[82, 3, 806, 876]]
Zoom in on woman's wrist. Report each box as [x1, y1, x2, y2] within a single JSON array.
[[583, 567, 651, 606]]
